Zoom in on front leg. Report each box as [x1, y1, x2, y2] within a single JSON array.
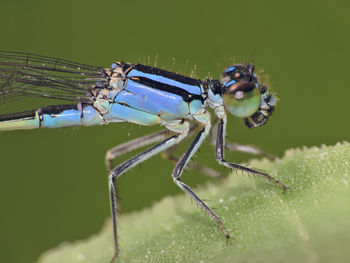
[[216, 117, 287, 190], [210, 120, 275, 160]]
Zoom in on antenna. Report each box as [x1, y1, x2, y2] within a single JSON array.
[[250, 49, 256, 64], [249, 49, 257, 75]]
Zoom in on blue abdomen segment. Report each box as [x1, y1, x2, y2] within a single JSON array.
[[0, 110, 41, 130], [40, 106, 81, 128], [0, 104, 104, 130], [40, 105, 104, 128]]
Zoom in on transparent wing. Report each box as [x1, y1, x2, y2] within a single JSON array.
[[0, 51, 108, 105]]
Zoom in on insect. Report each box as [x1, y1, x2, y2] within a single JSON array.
[[0, 51, 287, 262]]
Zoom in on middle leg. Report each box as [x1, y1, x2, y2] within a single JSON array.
[[171, 112, 230, 238], [162, 123, 221, 178]]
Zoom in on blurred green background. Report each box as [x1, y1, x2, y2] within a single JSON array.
[[0, 0, 349, 262]]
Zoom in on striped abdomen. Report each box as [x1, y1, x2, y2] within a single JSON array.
[[0, 104, 104, 130]]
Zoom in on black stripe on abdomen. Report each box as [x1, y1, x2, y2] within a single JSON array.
[[0, 110, 37, 122], [133, 64, 202, 87], [131, 77, 204, 103]]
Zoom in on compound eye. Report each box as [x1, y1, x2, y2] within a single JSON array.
[[223, 81, 261, 118]]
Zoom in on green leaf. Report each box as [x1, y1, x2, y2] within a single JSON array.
[[38, 142, 350, 263]]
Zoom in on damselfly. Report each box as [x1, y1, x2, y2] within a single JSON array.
[[0, 51, 286, 262]]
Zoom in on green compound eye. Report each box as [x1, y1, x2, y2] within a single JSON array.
[[223, 81, 261, 118]]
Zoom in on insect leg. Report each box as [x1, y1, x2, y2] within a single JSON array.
[[215, 117, 287, 190], [105, 129, 169, 173], [109, 122, 189, 263], [210, 120, 275, 160], [171, 112, 230, 238], [162, 124, 221, 178]]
